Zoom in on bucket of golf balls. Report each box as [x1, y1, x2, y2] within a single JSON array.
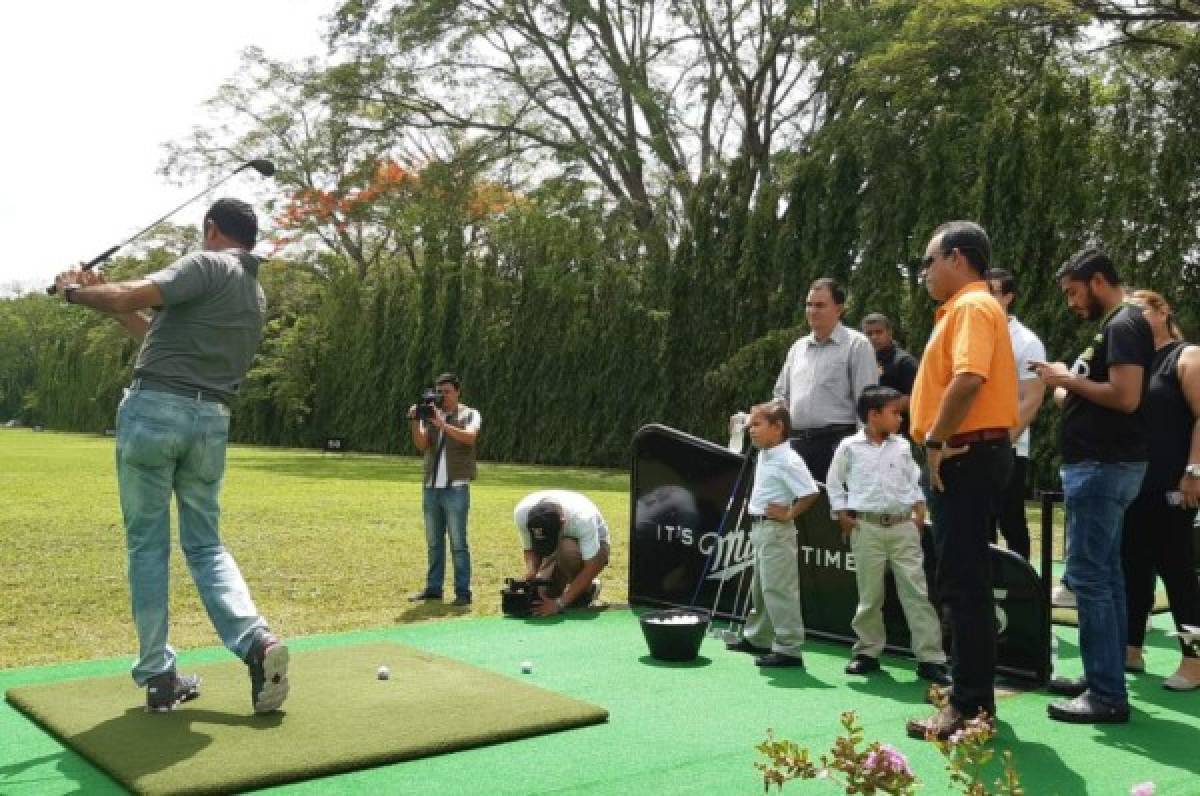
[[639, 609, 711, 662]]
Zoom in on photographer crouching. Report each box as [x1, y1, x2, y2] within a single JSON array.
[[514, 491, 610, 616], [406, 372, 481, 606]]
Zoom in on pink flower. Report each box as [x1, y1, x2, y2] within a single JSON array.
[[865, 744, 913, 777], [1130, 783, 1155, 796]]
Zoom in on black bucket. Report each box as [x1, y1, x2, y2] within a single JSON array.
[[639, 609, 711, 662]]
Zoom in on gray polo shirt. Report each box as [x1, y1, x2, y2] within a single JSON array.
[[772, 322, 878, 430], [133, 250, 266, 403]]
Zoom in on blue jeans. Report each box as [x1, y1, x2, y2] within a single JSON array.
[[116, 389, 265, 685], [1061, 461, 1147, 707], [422, 485, 472, 598]]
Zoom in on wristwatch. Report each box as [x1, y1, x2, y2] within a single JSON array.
[[924, 436, 944, 450], [63, 284, 82, 304], [1186, 464, 1200, 479], [554, 597, 565, 611]]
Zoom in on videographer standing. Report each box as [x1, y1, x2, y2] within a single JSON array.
[[407, 373, 480, 606]]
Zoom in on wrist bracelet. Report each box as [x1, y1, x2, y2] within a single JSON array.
[[554, 597, 565, 611]]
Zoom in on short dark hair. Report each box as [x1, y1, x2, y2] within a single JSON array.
[[861, 312, 892, 331], [434, 372, 461, 389], [985, 268, 1016, 297], [204, 198, 257, 248], [809, 277, 846, 306], [1054, 246, 1121, 286], [856, 385, 904, 423], [750, 400, 791, 438], [931, 221, 991, 276]]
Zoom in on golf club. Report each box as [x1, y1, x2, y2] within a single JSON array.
[[47, 158, 276, 294]]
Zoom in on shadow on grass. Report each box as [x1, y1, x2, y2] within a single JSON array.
[[844, 671, 932, 706], [59, 707, 284, 786], [991, 723, 1089, 795], [759, 667, 835, 690], [1094, 709, 1200, 781], [394, 602, 474, 622], [637, 655, 714, 668], [0, 749, 122, 795]]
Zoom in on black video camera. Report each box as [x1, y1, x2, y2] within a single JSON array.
[[414, 387, 445, 421], [501, 577, 553, 618]]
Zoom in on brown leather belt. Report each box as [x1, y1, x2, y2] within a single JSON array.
[[947, 427, 1009, 447]]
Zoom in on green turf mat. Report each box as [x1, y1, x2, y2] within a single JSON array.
[[4, 642, 607, 795]]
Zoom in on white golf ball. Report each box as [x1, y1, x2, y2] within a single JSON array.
[[377, 665, 391, 680], [521, 661, 533, 674]]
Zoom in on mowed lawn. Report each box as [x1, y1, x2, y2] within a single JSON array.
[[0, 430, 629, 669]]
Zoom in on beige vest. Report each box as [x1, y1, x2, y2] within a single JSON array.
[[423, 404, 479, 484]]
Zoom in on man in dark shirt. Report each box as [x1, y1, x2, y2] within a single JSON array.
[[862, 312, 918, 435], [1031, 247, 1155, 725]]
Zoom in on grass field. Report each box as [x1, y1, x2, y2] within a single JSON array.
[[0, 429, 629, 669], [0, 429, 1067, 671]]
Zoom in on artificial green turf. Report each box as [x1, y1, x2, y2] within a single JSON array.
[[3, 611, 1199, 795], [4, 643, 607, 795]]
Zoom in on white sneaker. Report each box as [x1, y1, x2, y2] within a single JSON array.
[[1052, 583, 1076, 608]]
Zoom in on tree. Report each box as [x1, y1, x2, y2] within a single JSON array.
[[327, 0, 827, 271]]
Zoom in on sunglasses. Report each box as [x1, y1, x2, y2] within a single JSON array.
[[920, 246, 986, 269]]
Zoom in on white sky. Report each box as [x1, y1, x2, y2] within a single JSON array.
[[0, 0, 336, 294]]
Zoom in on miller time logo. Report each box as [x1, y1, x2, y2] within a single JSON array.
[[655, 525, 753, 581], [654, 525, 857, 579]]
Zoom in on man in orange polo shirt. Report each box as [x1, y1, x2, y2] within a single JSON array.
[[904, 221, 1018, 741]]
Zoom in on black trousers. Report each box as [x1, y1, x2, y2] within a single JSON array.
[[990, 451, 1031, 560], [927, 440, 1012, 717], [789, 429, 853, 484], [1121, 490, 1200, 655]]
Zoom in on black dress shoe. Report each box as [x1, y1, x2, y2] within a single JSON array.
[[755, 652, 805, 668], [916, 662, 952, 686], [1047, 692, 1130, 724], [407, 589, 443, 602], [845, 655, 880, 675], [725, 638, 769, 654], [1047, 675, 1088, 697], [451, 594, 472, 607]]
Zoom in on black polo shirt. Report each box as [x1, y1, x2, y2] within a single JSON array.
[[877, 345, 918, 396]]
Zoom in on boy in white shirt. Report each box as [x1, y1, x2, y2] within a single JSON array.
[[827, 385, 951, 684], [725, 401, 820, 667]]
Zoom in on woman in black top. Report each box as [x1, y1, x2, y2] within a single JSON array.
[[1121, 289, 1200, 690]]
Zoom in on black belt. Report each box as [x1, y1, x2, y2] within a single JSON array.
[[747, 514, 766, 523], [130, 378, 229, 407], [790, 423, 857, 442]]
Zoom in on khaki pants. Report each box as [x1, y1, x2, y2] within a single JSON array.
[[849, 518, 945, 663], [742, 520, 805, 656], [536, 538, 609, 606]]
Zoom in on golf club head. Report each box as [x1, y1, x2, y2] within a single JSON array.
[[247, 159, 276, 177]]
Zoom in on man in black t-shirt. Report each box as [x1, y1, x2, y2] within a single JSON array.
[[1031, 247, 1155, 725], [862, 312, 918, 436]]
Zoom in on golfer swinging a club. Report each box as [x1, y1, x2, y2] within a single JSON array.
[[53, 198, 289, 714]]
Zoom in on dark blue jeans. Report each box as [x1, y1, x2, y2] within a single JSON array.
[[1061, 461, 1147, 707], [422, 485, 472, 599]]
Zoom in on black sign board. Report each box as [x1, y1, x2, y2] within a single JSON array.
[[629, 424, 1050, 684]]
